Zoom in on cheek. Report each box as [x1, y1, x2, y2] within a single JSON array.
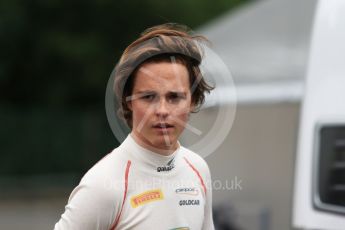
[[174, 110, 190, 124], [175, 99, 193, 114], [132, 103, 154, 125]]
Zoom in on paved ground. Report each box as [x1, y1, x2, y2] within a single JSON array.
[[0, 188, 70, 230]]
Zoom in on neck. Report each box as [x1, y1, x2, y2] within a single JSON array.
[[130, 132, 178, 156]]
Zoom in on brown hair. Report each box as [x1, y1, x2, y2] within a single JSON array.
[[113, 23, 214, 128]]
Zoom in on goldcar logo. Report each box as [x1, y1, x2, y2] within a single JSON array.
[[130, 189, 164, 208], [179, 199, 200, 206]]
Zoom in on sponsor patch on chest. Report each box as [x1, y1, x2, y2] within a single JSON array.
[[157, 158, 175, 172], [179, 199, 200, 206], [175, 187, 199, 196], [130, 189, 164, 208]]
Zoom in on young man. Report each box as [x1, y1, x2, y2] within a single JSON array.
[[55, 23, 215, 230]]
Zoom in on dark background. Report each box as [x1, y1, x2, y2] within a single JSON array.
[[0, 0, 248, 186]]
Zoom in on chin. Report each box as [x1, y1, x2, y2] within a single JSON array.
[[151, 136, 177, 149]]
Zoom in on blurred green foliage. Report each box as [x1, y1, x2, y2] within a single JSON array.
[[0, 0, 248, 180]]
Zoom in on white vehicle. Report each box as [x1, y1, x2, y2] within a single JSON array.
[[293, 0, 345, 229]]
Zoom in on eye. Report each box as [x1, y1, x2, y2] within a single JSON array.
[[141, 93, 156, 101], [167, 92, 185, 103]]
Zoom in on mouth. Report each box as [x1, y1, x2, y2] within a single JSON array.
[[152, 123, 174, 130]]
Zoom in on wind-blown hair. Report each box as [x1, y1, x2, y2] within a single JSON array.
[[113, 23, 214, 128]]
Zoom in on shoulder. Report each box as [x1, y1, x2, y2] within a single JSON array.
[[55, 147, 131, 230], [83, 147, 128, 180], [74, 146, 131, 201], [180, 146, 211, 177]]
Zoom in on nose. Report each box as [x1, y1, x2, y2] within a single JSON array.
[[155, 98, 169, 118]]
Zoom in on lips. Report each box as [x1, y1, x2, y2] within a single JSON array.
[[152, 123, 174, 129]]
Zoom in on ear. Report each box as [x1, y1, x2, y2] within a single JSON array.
[[190, 101, 196, 112], [127, 101, 132, 111]]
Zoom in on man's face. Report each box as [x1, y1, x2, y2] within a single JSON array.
[[128, 61, 193, 152]]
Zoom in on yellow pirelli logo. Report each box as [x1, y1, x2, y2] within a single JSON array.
[[130, 189, 164, 208]]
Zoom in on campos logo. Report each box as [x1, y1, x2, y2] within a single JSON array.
[[157, 158, 175, 172], [175, 187, 199, 196], [130, 189, 164, 208]]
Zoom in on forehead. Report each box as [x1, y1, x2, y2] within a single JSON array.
[[133, 61, 190, 91]]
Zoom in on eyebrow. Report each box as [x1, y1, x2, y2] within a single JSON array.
[[167, 91, 187, 97], [126, 91, 155, 102], [135, 90, 156, 95], [137, 90, 187, 95]]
